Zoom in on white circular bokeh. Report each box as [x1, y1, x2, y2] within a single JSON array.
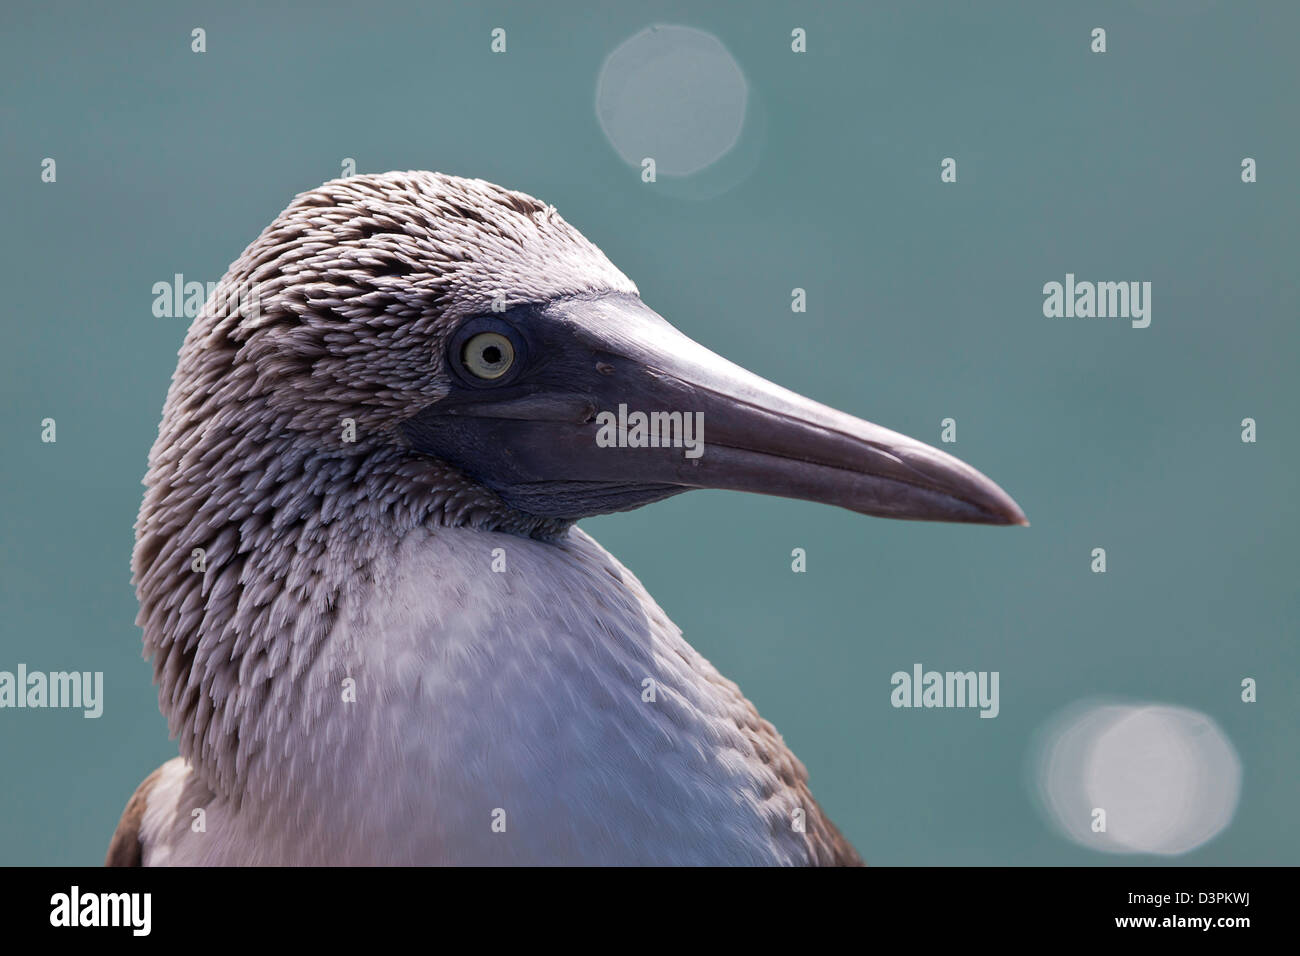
[[1033, 700, 1241, 855], [596, 25, 748, 176]]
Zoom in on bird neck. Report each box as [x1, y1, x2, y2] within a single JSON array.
[[132, 427, 567, 799]]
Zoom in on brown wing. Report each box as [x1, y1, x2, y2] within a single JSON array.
[[104, 765, 164, 867], [805, 798, 866, 866], [706, 668, 866, 866]]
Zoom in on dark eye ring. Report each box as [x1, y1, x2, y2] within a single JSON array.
[[448, 318, 526, 388]]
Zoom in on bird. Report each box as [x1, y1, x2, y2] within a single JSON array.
[[106, 170, 1026, 866]]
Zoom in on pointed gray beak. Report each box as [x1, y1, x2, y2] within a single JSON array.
[[402, 294, 1028, 526]]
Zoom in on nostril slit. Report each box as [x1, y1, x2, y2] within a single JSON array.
[[596, 362, 615, 375]]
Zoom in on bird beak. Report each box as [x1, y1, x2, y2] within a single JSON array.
[[403, 294, 1028, 526]]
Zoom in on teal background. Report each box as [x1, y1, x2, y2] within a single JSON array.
[[1, 0, 1296, 865]]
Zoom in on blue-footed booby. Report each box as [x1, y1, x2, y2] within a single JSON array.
[[107, 171, 1025, 866]]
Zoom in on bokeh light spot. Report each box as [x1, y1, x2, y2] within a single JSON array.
[[596, 25, 748, 176], [1033, 700, 1241, 855]]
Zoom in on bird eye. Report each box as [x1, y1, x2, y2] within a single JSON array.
[[461, 332, 515, 380]]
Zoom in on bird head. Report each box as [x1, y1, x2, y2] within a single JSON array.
[[200, 170, 1025, 530]]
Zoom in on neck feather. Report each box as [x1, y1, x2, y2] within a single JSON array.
[[133, 424, 567, 797]]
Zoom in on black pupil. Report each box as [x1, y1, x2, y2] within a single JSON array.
[[481, 345, 502, 365]]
